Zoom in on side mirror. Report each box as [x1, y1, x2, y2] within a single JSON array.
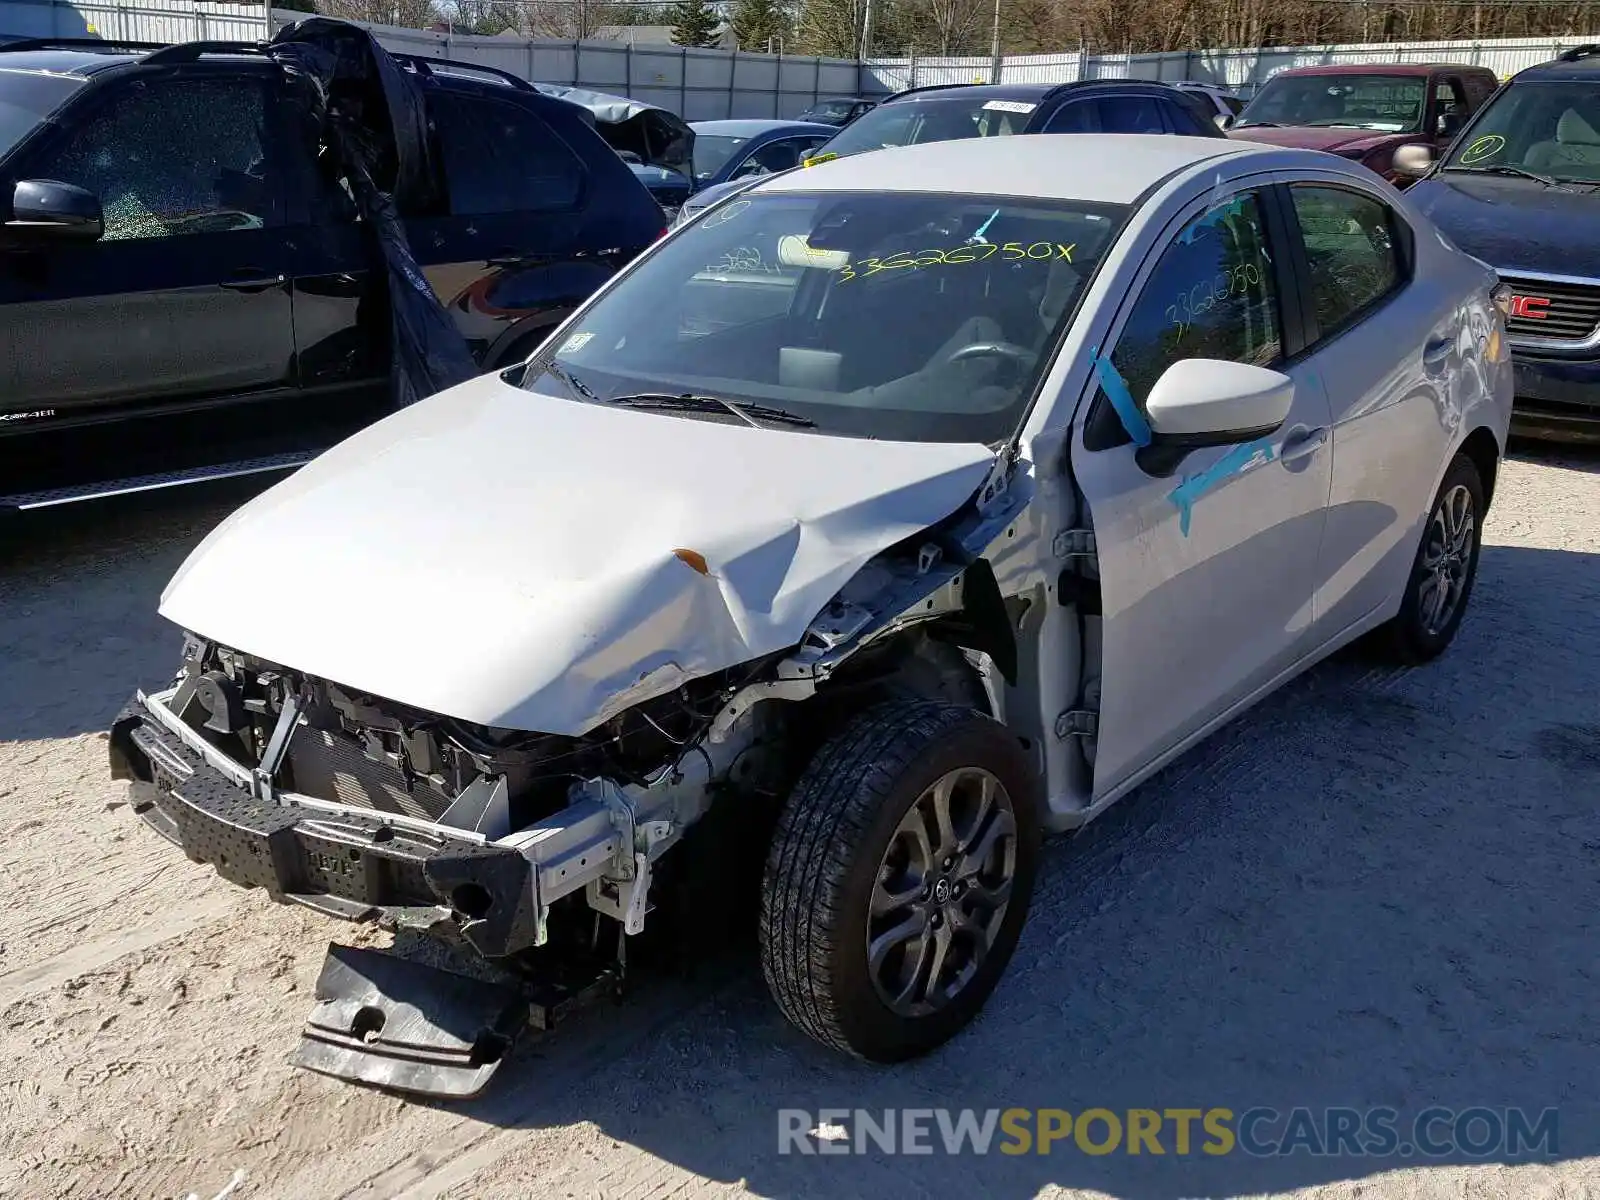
[[1393, 143, 1435, 178], [1216, 112, 1235, 131], [7, 179, 102, 240], [1137, 358, 1294, 476]]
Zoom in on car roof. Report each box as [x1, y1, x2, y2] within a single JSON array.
[[759, 133, 1252, 204], [691, 119, 835, 136], [1270, 62, 1484, 78], [1518, 48, 1600, 80], [0, 47, 145, 75], [884, 78, 1178, 105]]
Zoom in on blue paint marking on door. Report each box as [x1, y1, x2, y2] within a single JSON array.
[[1167, 436, 1276, 536]]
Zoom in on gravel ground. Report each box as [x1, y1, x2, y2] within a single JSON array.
[[0, 450, 1596, 1200]]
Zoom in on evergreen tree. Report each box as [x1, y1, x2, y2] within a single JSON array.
[[731, 0, 789, 50], [669, 0, 722, 46]]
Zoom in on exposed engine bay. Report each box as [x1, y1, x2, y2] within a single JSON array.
[[171, 641, 767, 831], [106, 462, 1099, 1097]]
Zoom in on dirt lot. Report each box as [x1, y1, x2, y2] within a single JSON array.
[[1, 451, 1597, 1200]]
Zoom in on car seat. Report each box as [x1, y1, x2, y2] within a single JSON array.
[[1525, 107, 1600, 172]]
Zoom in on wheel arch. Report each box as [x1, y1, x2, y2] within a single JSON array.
[[1458, 423, 1501, 509]]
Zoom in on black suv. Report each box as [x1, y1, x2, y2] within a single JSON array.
[[808, 79, 1225, 161], [0, 38, 664, 509]]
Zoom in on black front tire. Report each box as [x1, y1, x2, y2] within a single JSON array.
[[1376, 452, 1485, 664], [759, 700, 1041, 1062]]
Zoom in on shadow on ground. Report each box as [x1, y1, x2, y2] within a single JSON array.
[[0, 478, 271, 742], [3, 452, 1596, 1198], [444, 536, 1597, 1198]]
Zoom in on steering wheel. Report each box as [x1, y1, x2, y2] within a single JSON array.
[[945, 341, 1035, 368]]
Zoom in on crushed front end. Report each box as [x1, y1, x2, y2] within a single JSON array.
[[108, 635, 785, 1095], [111, 636, 780, 950]]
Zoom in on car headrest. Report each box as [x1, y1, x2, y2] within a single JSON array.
[[1557, 107, 1600, 145], [777, 233, 851, 271]]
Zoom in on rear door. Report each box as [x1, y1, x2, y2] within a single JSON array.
[[0, 68, 295, 424], [1068, 182, 1334, 795], [1280, 179, 1453, 638], [421, 88, 595, 362]]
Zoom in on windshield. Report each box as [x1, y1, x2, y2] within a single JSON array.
[[0, 70, 82, 161], [1237, 73, 1427, 132], [817, 96, 1036, 159], [1442, 80, 1600, 182], [692, 134, 747, 181], [526, 190, 1127, 444]]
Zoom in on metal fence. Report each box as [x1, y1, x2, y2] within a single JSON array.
[[879, 35, 1600, 96], [258, 14, 866, 120], [5, 2, 1597, 117], [0, 0, 267, 42]]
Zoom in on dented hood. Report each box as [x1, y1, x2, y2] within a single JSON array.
[[159, 375, 995, 736]]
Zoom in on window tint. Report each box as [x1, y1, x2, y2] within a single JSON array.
[[1109, 192, 1281, 407], [1291, 186, 1403, 340], [1094, 95, 1167, 134], [1164, 94, 1216, 135], [0, 71, 81, 161], [1042, 101, 1095, 133], [432, 93, 583, 215], [35, 77, 273, 241], [733, 137, 808, 178]]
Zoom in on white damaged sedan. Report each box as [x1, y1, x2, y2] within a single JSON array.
[[112, 134, 1511, 1093]]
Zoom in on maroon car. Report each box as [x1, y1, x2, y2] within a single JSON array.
[[1227, 63, 1500, 185]]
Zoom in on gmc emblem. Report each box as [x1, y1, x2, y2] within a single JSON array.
[[1509, 294, 1551, 319]]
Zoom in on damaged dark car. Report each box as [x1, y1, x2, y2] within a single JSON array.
[[0, 21, 663, 511]]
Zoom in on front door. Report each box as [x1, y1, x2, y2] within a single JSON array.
[[1069, 185, 1335, 794], [0, 70, 296, 490]]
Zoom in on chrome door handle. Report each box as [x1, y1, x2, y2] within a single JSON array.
[[1279, 425, 1329, 463]]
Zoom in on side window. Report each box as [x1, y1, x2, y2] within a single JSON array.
[[1093, 95, 1168, 134], [431, 92, 583, 216], [733, 138, 805, 178], [1108, 191, 1281, 411], [1160, 95, 1209, 136], [1042, 101, 1095, 134], [1434, 77, 1468, 135], [1290, 186, 1404, 341], [32, 77, 274, 241]]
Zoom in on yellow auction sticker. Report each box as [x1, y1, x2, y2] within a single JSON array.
[[1459, 134, 1505, 165]]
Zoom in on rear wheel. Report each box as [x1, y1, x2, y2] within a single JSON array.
[[1376, 453, 1484, 663], [759, 700, 1041, 1061]]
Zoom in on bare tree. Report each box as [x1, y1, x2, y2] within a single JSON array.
[[319, 0, 442, 26]]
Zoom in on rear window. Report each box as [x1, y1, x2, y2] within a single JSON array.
[[0, 70, 83, 161], [818, 95, 1036, 158]]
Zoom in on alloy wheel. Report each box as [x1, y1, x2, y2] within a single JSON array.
[[866, 766, 1018, 1017]]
